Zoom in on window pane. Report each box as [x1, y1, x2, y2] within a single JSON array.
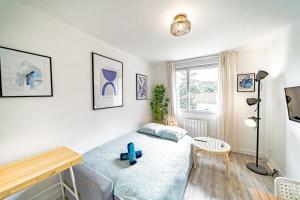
[[176, 70, 187, 110], [189, 67, 218, 112]]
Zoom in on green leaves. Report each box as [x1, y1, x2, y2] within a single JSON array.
[[150, 84, 169, 125]]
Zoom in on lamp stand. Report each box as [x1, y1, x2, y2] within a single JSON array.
[[246, 79, 268, 175]]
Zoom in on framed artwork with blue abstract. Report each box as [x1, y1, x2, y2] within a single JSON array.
[[237, 73, 255, 92], [92, 52, 123, 110], [136, 73, 147, 100], [0, 46, 53, 97]]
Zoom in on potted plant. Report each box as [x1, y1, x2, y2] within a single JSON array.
[[150, 84, 169, 124]]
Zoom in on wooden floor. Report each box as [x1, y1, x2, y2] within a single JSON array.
[[183, 152, 275, 200]]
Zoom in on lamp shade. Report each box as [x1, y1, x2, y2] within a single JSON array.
[[246, 98, 261, 106], [256, 70, 269, 81], [170, 14, 191, 36], [245, 117, 257, 128], [246, 98, 257, 106]]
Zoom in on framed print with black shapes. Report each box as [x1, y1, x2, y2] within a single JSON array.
[[136, 73, 147, 100], [0, 46, 53, 97], [92, 52, 123, 110], [237, 73, 255, 92]]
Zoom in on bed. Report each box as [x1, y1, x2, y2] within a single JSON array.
[[83, 131, 192, 200]]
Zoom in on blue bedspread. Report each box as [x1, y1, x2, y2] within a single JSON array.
[[83, 131, 192, 200]]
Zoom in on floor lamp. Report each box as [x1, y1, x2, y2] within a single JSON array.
[[244, 70, 269, 175]]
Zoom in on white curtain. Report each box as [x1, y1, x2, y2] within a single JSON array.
[[166, 61, 177, 125], [218, 51, 238, 144]]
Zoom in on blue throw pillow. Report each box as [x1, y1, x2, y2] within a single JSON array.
[[127, 143, 137, 165]]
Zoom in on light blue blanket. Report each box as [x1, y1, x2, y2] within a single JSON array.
[[83, 132, 192, 200]]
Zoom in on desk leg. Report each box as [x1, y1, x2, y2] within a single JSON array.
[[59, 173, 66, 200], [69, 166, 80, 200], [60, 167, 80, 200]]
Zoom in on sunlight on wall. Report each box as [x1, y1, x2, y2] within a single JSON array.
[[267, 28, 289, 79]]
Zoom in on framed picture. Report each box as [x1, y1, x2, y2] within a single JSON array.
[[237, 73, 255, 92], [0, 46, 53, 97], [92, 52, 123, 110], [136, 73, 147, 100]]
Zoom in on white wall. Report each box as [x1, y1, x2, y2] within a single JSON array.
[[0, 1, 152, 199], [152, 62, 168, 86], [266, 17, 300, 179], [235, 17, 300, 180], [236, 48, 270, 155]]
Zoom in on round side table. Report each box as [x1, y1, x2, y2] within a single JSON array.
[[192, 137, 231, 177]]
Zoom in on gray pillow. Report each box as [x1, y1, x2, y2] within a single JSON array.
[[137, 123, 165, 136], [157, 126, 187, 142]]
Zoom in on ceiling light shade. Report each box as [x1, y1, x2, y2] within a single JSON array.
[[170, 14, 191, 36], [256, 70, 269, 81], [245, 117, 257, 128]]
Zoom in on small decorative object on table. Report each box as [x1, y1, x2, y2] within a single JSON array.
[[136, 73, 147, 100], [167, 116, 177, 126], [192, 137, 231, 177], [92, 52, 123, 110], [237, 73, 255, 92], [0, 46, 53, 97]]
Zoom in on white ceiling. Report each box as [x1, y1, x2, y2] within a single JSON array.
[[18, 0, 300, 63]]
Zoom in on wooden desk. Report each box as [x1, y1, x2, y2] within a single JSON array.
[[0, 146, 82, 200], [250, 188, 285, 200]]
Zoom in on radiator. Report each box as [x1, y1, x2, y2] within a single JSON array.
[[183, 118, 208, 138]]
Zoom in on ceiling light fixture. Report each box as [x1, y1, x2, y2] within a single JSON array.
[[170, 14, 191, 36]]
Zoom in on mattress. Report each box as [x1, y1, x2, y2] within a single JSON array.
[[83, 131, 192, 200]]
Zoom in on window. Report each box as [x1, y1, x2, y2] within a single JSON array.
[[175, 56, 218, 113], [175, 70, 188, 110]]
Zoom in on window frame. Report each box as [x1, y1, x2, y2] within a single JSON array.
[[175, 65, 218, 114]]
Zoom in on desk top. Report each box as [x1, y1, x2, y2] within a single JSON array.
[[250, 188, 285, 200], [0, 146, 82, 199]]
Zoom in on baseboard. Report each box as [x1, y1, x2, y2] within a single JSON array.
[[234, 149, 286, 176], [266, 158, 285, 177], [235, 148, 266, 160]]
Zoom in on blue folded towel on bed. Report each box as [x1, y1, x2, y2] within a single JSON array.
[[127, 142, 137, 165], [120, 150, 142, 160]]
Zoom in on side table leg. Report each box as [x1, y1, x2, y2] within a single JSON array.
[[193, 147, 197, 169], [224, 152, 230, 177]]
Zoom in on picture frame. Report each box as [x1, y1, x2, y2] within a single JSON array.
[[237, 73, 255, 92], [0, 46, 53, 97], [92, 52, 123, 110], [136, 73, 147, 100]]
